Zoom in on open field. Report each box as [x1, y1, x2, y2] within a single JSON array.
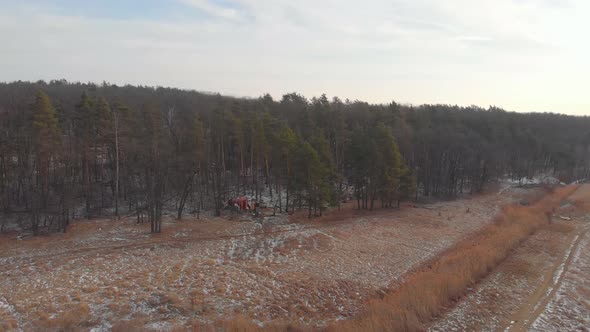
[[430, 184, 590, 332], [0, 185, 539, 331], [328, 184, 579, 332]]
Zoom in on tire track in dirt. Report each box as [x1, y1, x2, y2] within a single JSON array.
[[503, 224, 590, 332]]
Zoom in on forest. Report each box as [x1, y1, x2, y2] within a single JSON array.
[[0, 80, 589, 234]]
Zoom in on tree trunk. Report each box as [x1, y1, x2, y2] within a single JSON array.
[[114, 110, 120, 219], [177, 172, 195, 220]]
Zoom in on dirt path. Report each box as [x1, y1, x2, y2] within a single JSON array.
[[430, 185, 587, 332], [503, 224, 589, 331]]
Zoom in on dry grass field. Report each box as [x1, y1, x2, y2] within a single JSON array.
[[1, 183, 585, 332], [0, 185, 538, 331], [329, 185, 578, 332], [431, 184, 590, 332]]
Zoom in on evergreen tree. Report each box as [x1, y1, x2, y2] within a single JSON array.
[[398, 158, 416, 206], [33, 91, 61, 194], [296, 141, 331, 218], [274, 125, 297, 213], [74, 91, 95, 218], [1, 80, 589, 235], [374, 124, 402, 208], [32, 91, 61, 234]]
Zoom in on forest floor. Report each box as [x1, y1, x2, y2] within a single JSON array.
[[0, 184, 545, 331], [429, 184, 590, 332]]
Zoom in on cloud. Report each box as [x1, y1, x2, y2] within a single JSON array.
[[0, 0, 588, 115], [178, 0, 242, 20]]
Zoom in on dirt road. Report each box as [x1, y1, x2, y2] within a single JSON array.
[[503, 224, 590, 331]]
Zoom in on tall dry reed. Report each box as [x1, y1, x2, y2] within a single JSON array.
[[327, 185, 578, 332]]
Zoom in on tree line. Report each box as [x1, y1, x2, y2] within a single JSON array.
[[0, 80, 588, 234]]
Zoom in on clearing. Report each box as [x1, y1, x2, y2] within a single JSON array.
[[0, 185, 537, 331]]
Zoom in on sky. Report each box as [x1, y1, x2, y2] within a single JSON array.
[[0, 0, 589, 115]]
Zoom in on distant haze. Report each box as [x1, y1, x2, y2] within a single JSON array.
[[1, 0, 589, 115]]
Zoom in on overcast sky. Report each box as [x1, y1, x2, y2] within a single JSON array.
[[1, 0, 589, 115]]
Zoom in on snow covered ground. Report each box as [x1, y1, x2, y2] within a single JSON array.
[[530, 223, 590, 331]]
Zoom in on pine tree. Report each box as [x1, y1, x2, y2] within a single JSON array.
[[32, 91, 61, 234], [74, 91, 95, 218], [33, 91, 61, 194], [193, 115, 205, 218], [143, 104, 166, 233], [398, 158, 416, 207], [296, 141, 331, 218], [374, 124, 402, 208], [347, 129, 372, 209], [275, 125, 297, 213], [94, 97, 113, 214]]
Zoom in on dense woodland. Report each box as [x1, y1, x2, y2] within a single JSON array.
[[0, 80, 589, 234]]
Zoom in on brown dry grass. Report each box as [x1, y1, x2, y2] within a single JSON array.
[[31, 303, 92, 332], [173, 186, 577, 332], [111, 316, 148, 332], [569, 182, 590, 212], [184, 186, 577, 332], [573, 198, 590, 212], [0, 316, 18, 331], [2, 186, 576, 332], [165, 315, 308, 332], [323, 185, 578, 332], [544, 222, 575, 234]]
